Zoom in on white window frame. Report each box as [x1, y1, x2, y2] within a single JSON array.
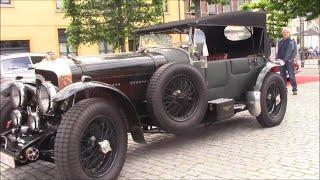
[[207, 3, 217, 15], [1, 0, 11, 4], [56, 0, 63, 11]]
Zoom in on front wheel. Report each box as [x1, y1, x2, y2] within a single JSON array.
[[257, 73, 287, 127], [55, 98, 127, 179]]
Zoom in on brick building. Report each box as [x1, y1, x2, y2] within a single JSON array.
[[184, 0, 253, 19]]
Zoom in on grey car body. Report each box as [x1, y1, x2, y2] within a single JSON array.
[[0, 53, 46, 83]]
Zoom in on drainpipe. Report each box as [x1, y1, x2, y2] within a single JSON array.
[[178, 0, 181, 21], [178, 0, 182, 42]]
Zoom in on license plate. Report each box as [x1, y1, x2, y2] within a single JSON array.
[[0, 151, 15, 168]]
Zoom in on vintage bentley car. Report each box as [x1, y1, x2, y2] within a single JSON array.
[[0, 11, 287, 179]]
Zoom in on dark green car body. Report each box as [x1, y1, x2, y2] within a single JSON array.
[[1, 11, 287, 178]]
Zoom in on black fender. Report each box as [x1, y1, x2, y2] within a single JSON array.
[[247, 60, 285, 117], [0, 80, 14, 97], [52, 81, 145, 143], [253, 60, 285, 91]]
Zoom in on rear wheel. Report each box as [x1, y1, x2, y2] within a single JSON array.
[[257, 73, 287, 127], [0, 97, 13, 133], [55, 98, 127, 179]]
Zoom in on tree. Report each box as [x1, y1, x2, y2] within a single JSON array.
[[193, 0, 230, 17], [241, 0, 320, 40], [63, 0, 163, 52], [285, 0, 319, 21], [241, 0, 291, 40]]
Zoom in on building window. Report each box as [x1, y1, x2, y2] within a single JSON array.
[[189, 0, 194, 7], [163, 0, 168, 12], [208, 4, 216, 15], [223, 4, 231, 13], [56, 0, 63, 10], [128, 39, 139, 52], [99, 41, 114, 54], [237, 0, 245, 10], [190, 0, 195, 10], [0, 0, 11, 4], [0, 40, 30, 54], [58, 29, 76, 57]]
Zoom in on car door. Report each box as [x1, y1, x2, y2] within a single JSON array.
[[206, 60, 229, 89], [192, 29, 228, 88]]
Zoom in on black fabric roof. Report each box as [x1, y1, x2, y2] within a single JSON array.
[[135, 11, 266, 34]]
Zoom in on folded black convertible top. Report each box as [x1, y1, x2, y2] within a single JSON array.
[[134, 11, 266, 34]]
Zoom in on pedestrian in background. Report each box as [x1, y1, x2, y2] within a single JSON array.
[[43, 51, 56, 62], [276, 27, 298, 95], [313, 46, 319, 57]]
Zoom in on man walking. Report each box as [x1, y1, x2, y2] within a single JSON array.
[[277, 27, 298, 95]]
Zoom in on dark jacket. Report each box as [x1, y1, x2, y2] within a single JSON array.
[[276, 38, 297, 62]]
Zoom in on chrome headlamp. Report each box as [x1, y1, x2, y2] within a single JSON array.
[[37, 82, 57, 114], [10, 82, 26, 108]]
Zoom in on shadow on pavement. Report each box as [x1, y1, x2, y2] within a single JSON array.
[[127, 113, 261, 155], [2, 113, 263, 180]]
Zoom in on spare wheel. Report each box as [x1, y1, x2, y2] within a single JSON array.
[[146, 63, 208, 134]]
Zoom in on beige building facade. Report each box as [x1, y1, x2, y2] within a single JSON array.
[[0, 0, 185, 56]]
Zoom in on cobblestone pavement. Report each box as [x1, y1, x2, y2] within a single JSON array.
[[1, 77, 319, 179]]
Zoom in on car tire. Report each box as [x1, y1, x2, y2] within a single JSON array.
[[55, 98, 127, 180], [0, 97, 13, 133], [146, 63, 208, 134], [257, 72, 287, 127]]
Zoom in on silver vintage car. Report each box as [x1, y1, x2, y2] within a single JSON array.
[[0, 53, 47, 84]]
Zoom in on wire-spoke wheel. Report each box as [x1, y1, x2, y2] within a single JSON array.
[[257, 72, 287, 127], [80, 116, 117, 178], [55, 98, 127, 180], [266, 83, 282, 117], [147, 63, 207, 134], [163, 74, 198, 121]]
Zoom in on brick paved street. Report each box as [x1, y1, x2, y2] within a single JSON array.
[[1, 71, 319, 179]]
